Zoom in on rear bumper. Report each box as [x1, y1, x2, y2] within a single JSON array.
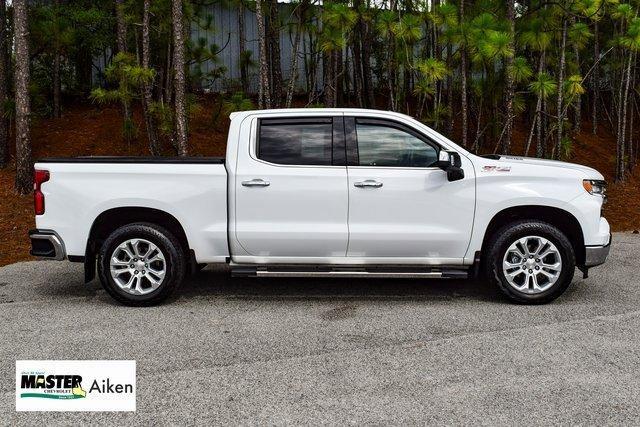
[[29, 229, 66, 260], [583, 234, 611, 267]]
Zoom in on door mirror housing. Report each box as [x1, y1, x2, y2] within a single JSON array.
[[437, 151, 464, 181]]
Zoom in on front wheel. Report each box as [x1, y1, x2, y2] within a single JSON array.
[[484, 221, 576, 304], [97, 223, 186, 306]]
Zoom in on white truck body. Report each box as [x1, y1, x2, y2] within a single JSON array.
[[31, 108, 611, 304]]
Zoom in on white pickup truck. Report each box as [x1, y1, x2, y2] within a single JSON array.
[[30, 108, 611, 305]]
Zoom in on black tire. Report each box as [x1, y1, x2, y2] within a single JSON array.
[[484, 220, 576, 304], [98, 222, 186, 306]]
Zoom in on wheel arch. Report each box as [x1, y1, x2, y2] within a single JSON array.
[[83, 207, 191, 283], [481, 205, 585, 266]]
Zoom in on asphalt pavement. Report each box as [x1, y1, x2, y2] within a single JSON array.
[[1, 232, 639, 425]]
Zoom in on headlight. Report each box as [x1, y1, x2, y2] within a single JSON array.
[[583, 179, 607, 197]]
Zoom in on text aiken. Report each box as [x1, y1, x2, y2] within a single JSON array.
[[90, 379, 133, 394]]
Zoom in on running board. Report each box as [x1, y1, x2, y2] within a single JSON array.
[[231, 266, 468, 279]]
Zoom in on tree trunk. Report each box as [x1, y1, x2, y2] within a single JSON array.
[[362, 18, 375, 108], [592, 20, 599, 135], [446, 42, 453, 136], [0, 0, 9, 168], [324, 51, 336, 107], [115, 0, 132, 125], [615, 46, 625, 180], [14, 0, 33, 194], [571, 16, 581, 133], [52, 0, 61, 118], [555, 19, 567, 160], [629, 53, 637, 171], [142, 0, 160, 155], [532, 52, 545, 158], [116, 0, 127, 53], [256, 0, 271, 108], [172, 0, 188, 156], [502, 0, 516, 153], [460, 0, 468, 147], [53, 52, 61, 118], [285, 2, 305, 108], [164, 40, 173, 106], [617, 52, 632, 181], [267, 0, 282, 107], [362, 0, 375, 108], [387, 37, 396, 110], [352, 0, 364, 108], [238, 2, 248, 94]]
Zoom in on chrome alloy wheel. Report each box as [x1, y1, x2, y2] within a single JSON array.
[[109, 238, 166, 295], [502, 235, 562, 294]]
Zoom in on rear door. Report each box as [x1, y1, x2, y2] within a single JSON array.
[[233, 115, 349, 260]]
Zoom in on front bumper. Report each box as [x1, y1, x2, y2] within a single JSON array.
[[29, 229, 66, 260], [583, 234, 611, 267]]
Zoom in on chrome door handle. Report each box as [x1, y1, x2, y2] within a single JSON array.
[[242, 179, 270, 187], [354, 180, 383, 188]]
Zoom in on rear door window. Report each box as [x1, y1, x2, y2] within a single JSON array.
[[258, 119, 333, 166]]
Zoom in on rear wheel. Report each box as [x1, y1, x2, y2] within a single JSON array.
[[98, 223, 186, 306], [484, 221, 576, 304]]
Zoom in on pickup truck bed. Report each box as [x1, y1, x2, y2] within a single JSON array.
[[34, 157, 230, 264]]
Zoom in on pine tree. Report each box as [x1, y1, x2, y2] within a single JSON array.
[[172, 0, 188, 156], [142, 0, 160, 155], [14, 0, 33, 194], [0, 0, 8, 168]]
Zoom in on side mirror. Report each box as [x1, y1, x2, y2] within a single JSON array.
[[437, 150, 464, 182], [447, 167, 465, 182]]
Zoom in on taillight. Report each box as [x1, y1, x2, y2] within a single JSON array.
[[34, 169, 50, 215]]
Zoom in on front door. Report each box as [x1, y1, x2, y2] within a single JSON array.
[[233, 115, 349, 260], [345, 117, 475, 264]]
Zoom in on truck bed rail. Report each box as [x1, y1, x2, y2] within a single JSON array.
[[36, 156, 225, 164]]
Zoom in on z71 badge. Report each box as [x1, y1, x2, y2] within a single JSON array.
[[482, 165, 512, 172]]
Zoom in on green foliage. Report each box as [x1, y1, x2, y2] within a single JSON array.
[[565, 75, 586, 97], [569, 22, 593, 48], [189, 39, 228, 89], [223, 92, 255, 115], [529, 73, 558, 99], [376, 10, 396, 38], [509, 57, 533, 84], [621, 17, 640, 51], [519, 22, 552, 51], [433, 3, 458, 27], [612, 3, 634, 21], [149, 102, 174, 139], [13, 0, 640, 173], [393, 14, 422, 44], [416, 58, 448, 84], [320, 2, 357, 53], [560, 137, 573, 159], [90, 53, 154, 106]]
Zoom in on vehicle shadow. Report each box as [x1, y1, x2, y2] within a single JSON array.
[[177, 265, 502, 303]]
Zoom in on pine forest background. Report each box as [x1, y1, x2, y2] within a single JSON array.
[[0, 0, 639, 197]]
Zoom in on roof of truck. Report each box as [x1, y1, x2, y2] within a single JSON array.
[[228, 108, 411, 121]]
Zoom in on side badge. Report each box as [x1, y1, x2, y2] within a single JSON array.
[[482, 165, 512, 172]]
